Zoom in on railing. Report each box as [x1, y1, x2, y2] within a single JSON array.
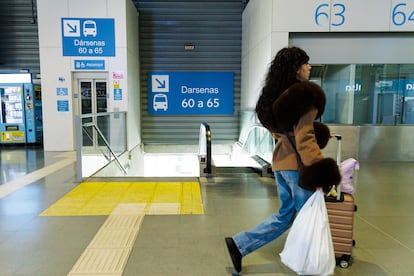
[[235, 124, 274, 176], [198, 122, 212, 174], [237, 124, 275, 157], [75, 112, 128, 181], [197, 122, 273, 176]]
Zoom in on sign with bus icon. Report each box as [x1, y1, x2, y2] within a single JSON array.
[[83, 20, 97, 37], [153, 94, 168, 111], [148, 72, 234, 115], [61, 18, 115, 56]]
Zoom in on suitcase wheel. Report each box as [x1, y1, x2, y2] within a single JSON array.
[[339, 259, 349, 268], [337, 255, 352, 268], [353, 239, 356, 246]]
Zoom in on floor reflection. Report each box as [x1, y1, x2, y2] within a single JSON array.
[[0, 145, 44, 185]]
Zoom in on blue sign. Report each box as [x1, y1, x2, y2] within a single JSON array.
[[56, 87, 68, 96], [148, 72, 234, 115], [74, 60, 105, 70], [61, 18, 115, 56], [114, 89, 122, 100], [57, 100, 69, 112]]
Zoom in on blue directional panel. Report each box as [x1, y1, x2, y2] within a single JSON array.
[[61, 18, 115, 56], [148, 72, 234, 115]]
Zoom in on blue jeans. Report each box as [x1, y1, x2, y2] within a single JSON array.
[[233, 170, 314, 256]]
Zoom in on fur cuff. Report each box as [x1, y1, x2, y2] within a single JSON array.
[[299, 157, 341, 192], [272, 81, 326, 131], [313, 122, 330, 149]]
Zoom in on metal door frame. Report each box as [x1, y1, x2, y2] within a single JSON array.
[[73, 73, 108, 148]]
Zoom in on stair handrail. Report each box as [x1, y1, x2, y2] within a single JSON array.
[[82, 121, 127, 175]]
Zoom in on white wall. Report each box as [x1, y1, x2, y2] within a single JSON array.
[[37, 0, 74, 151], [37, 0, 140, 151], [291, 33, 414, 64], [241, 0, 289, 111], [125, 0, 141, 150]]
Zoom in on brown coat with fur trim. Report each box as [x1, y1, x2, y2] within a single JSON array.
[[271, 81, 340, 191], [272, 108, 322, 171]]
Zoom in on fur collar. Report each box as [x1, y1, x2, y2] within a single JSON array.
[[272, 81, 326, 131]]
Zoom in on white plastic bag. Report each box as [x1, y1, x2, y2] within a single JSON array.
[[280, 189, 335, 275]]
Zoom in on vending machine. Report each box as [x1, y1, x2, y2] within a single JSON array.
[[33, 82, 43, 143], [0, 73, 38, 144]]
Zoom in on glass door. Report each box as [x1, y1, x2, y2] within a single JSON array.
[[1, 86, 24, 124], [0, 85, 26, 143], [78, 78, 108, 147], [95, 80, 108, 146]]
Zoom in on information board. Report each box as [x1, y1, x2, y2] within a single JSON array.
[[61, 18, 115, 56], [148, 72, 234, 115]]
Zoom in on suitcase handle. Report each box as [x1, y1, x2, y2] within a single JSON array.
[[332, 134, 342, 200], [325, 193, 345, 202]]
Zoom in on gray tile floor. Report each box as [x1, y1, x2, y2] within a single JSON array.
[[1, 145, 414, 275]]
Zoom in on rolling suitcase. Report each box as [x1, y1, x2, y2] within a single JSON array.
[[325, 135, 357, 268]]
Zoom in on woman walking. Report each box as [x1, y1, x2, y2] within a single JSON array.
[[224, 46, 340, 273]]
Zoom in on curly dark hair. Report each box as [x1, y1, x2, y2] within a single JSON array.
[[255, 46, 309, 132]]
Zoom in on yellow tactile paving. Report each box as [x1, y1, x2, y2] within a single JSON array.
[[40, 181, 204, 216], [68, 206, 145, 276]]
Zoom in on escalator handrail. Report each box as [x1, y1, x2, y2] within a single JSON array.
[[199, 122, 212, 174], [238, 124, 274, 153]]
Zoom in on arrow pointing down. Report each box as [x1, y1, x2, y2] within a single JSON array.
[[155, 78, 166, 89]]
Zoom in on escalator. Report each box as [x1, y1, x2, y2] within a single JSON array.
[[199, 122, 274, 179], [199, 158, 277, 199], [198, 122, 276, 198]]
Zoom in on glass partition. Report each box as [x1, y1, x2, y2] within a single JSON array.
[[241, 125, 274, 157], [311, 64, 414, 125], [76, 112, 127, 180]]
